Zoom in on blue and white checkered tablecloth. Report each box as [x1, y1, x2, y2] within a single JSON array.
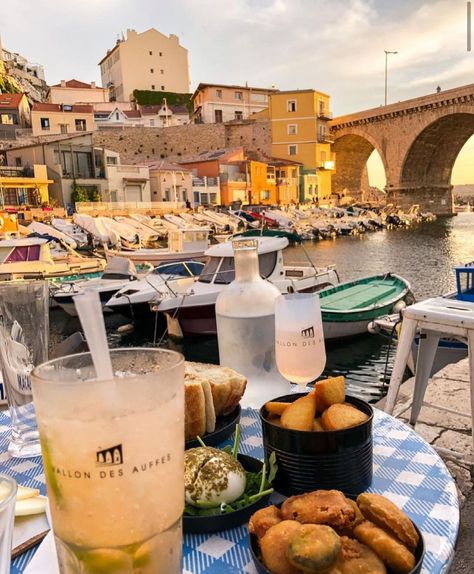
[[1, 408, 459, 574]]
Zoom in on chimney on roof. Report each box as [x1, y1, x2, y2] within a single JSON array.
[[91, 81, 96, 89]]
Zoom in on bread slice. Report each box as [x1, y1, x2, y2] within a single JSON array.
[[184, 362, 246, 417], [184, 380, 206, 441], [201, 379, 216, 434]]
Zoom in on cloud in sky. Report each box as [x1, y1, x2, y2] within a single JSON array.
[[1, 0, 472, 115]]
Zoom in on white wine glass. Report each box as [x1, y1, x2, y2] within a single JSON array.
[[275, 292, 326, 387]]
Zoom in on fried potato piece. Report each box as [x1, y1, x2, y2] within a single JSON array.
[[281, 393, 317, 431], [281, 490, 356, 531], [312, 418, 325, 432], [321, 404, 368, 431], [249, 505, 282, 539], [266, 402, 290, 416], [314, 376, 345, 412], [333, 536, 387, 574], [260, 520, 302, 574], [353, 521, 416, 574], [356, 493, 419, 552], [287, 524, 341, 573]]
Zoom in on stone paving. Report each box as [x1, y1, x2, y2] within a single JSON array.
[[376, 358, 473, 572]]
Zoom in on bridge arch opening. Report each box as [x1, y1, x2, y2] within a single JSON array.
[[400, 113, 474, 190], [332, 134, 387, 199]]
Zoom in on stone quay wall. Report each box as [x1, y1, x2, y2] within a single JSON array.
[[92, 120, 272, 164]]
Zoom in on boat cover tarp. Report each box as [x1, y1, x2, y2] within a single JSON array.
[[73, 214, 119, 245], [103, 256, 137, 279], [26, 221, 77, 249]]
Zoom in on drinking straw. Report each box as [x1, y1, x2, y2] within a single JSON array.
[[73, 289, 113, 380]]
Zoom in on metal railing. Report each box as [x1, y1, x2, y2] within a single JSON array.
[[318, 111, 333, 120], [0, 166, 35, 177]]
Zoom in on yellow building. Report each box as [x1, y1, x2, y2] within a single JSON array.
[[268, 89, 335, 203], [31, 103, 95, 136], [99, 28, 190, 101], [0, 164, 52, 207]]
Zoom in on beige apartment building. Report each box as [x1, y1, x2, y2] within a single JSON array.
[[192, 83, 278, 124], [48, 79, 109, 105], [31, 103, 95, 136], [99, 28, 190, 101]]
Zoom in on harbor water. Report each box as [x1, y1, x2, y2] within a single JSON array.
[[50, 212, 474, 402]]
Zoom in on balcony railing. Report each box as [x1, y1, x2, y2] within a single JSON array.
[[318, 111, 333, 120], [319, 161, 336, 171], [317, 134, 334, 144], [220, 173, 247, 183], [0, 166, 35, 177]]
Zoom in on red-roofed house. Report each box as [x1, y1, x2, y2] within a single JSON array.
[[31, 103, 95, 136], [94, 103, 189, 129], [0, 93, 31, 139], [48, 79, 109, 105]]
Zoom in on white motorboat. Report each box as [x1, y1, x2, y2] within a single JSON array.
[[51, 218, 89, 248], [114, 217, 160, 244], [106, 260, 205, 319], [147, 237, 339, 336], [52, 257, 140, 316], [105, 228, 210, 265], [73, 213, 120, 246], [23, 221, 79, 249], [0, 236, 105, 281]]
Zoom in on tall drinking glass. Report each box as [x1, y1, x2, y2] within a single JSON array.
[[0, 474, 17, 574], [0, 281, 49, 457], [32, 348, 184, 574], [275, 293, 326, 386]]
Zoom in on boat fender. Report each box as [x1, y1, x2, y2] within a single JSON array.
[[117, 324, 134, 334]]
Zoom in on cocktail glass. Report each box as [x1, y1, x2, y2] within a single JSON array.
[[275, 292, 326, 386], [0, 281, 49, 458], [0, 474, 17, 574], [31, 348, 184, 574]]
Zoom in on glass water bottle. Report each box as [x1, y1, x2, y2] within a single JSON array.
[[216, 238, 290, 408]]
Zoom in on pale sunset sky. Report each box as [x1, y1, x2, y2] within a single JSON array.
[[1, 0, 473, 187]]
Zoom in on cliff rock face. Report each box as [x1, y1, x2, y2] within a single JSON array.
[[0, 60, 48, 102]]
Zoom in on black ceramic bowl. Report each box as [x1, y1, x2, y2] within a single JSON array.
[[185, 405, 241, 449], [249, 520, 426, 574], [260, 393, 373, 497], [183, 453, 272, 534]]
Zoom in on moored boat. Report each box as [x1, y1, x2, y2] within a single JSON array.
[[320, 273, 412, 339], [0, 236, 106, 281], [147, 237, 339, 336], [105, 228, 210, 265], [52, 257, 140, 316]]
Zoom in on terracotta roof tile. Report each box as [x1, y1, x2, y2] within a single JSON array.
[[0, 93, 25, 109], [50, 79, 103, 89], [123, 110, 142, 118]]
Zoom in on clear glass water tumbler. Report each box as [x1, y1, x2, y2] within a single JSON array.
[[0, 281, 49, 457]]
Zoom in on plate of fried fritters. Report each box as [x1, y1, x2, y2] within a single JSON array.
[[248, 490, 424, 574]]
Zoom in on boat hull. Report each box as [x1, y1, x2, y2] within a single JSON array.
[[107, 250, 206, 265]]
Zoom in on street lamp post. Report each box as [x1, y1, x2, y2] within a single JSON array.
[[384, 50, 398, 106]]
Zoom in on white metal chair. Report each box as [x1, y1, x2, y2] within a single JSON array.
[[384, 297, 474, 464]]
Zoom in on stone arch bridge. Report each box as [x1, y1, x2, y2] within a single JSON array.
[[329, 83, 474, 215]]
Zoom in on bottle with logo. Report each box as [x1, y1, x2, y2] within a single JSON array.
[[216, 238, 289, 408], [275, 292, 326, 385]]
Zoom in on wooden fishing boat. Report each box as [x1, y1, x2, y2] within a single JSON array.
[[320, 273, 412, 340]]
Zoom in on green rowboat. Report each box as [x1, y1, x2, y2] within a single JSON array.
[[319, 273, 412, 340]]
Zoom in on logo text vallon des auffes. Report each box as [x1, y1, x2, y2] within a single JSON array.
[[49, 443, 172, 480]]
